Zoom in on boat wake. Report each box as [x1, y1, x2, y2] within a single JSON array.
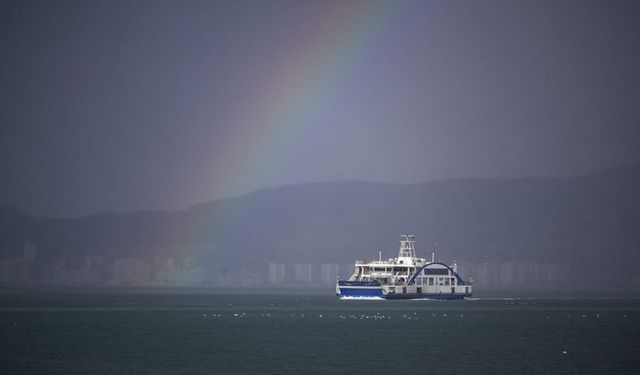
[[338, 296, 385, 301]]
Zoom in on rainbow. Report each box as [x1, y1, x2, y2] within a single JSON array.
[[192, 1, 405, 244], [209, 1, 400, 198]]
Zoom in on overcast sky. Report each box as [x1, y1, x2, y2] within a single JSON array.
[[1, 0, 639, 217]]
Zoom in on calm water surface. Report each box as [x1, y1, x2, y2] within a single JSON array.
[[1, 293, 639, 374]]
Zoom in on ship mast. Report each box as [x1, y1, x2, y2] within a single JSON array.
[[398, 234, 416, 259]]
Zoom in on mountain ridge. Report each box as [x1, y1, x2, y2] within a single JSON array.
[[1, 164, 639, 289]]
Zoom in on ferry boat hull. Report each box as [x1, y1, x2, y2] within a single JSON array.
[[383, 292, 472, 300], [336, 281, 472, 300]]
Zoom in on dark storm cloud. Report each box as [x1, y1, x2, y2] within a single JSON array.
[[1, 0, 639, 217]]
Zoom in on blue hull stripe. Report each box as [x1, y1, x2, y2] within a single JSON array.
[[337, 286, 384, 297]]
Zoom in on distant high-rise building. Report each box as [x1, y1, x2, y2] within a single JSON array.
[[320, 263, 339, 285], [267, 262, 285, 284], [23, 241, 36, 283], [109, 257, 152, 286], [293, 263, 312, 283], [0, 258, 14, 283]]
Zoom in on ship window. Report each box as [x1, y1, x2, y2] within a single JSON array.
[[428, 278, 434, 286], [465, 287, 469, 294], [416, 278, 422, 285], [451, 277, 456, 285], [424, 268, 449, 275], [444, 278, 450, 286], [402, 287, 407, 294], [417, 287, 422, 294]]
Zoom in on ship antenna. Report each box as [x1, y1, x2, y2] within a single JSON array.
[[379, 250, 382, 262], [431, 251, 435, 263]]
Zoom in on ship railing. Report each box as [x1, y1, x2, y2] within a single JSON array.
[[355, 260, 389, 265]]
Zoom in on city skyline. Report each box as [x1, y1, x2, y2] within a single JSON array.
[[0, 241, 576, 292]]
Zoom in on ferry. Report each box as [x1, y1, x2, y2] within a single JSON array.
[[336, 235, 472, 299]]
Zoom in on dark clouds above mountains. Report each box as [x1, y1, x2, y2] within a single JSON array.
[[1, 0, 639, 217]]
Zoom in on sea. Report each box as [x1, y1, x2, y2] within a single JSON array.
[[1, 291, 639, 374]]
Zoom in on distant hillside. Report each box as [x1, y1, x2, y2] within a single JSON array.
[[1, 165, 639, 289]]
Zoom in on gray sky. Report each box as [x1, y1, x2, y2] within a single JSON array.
[[1, 0, 639, 217]]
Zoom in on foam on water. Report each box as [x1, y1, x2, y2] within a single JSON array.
[[338, 295, 385, 301]]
